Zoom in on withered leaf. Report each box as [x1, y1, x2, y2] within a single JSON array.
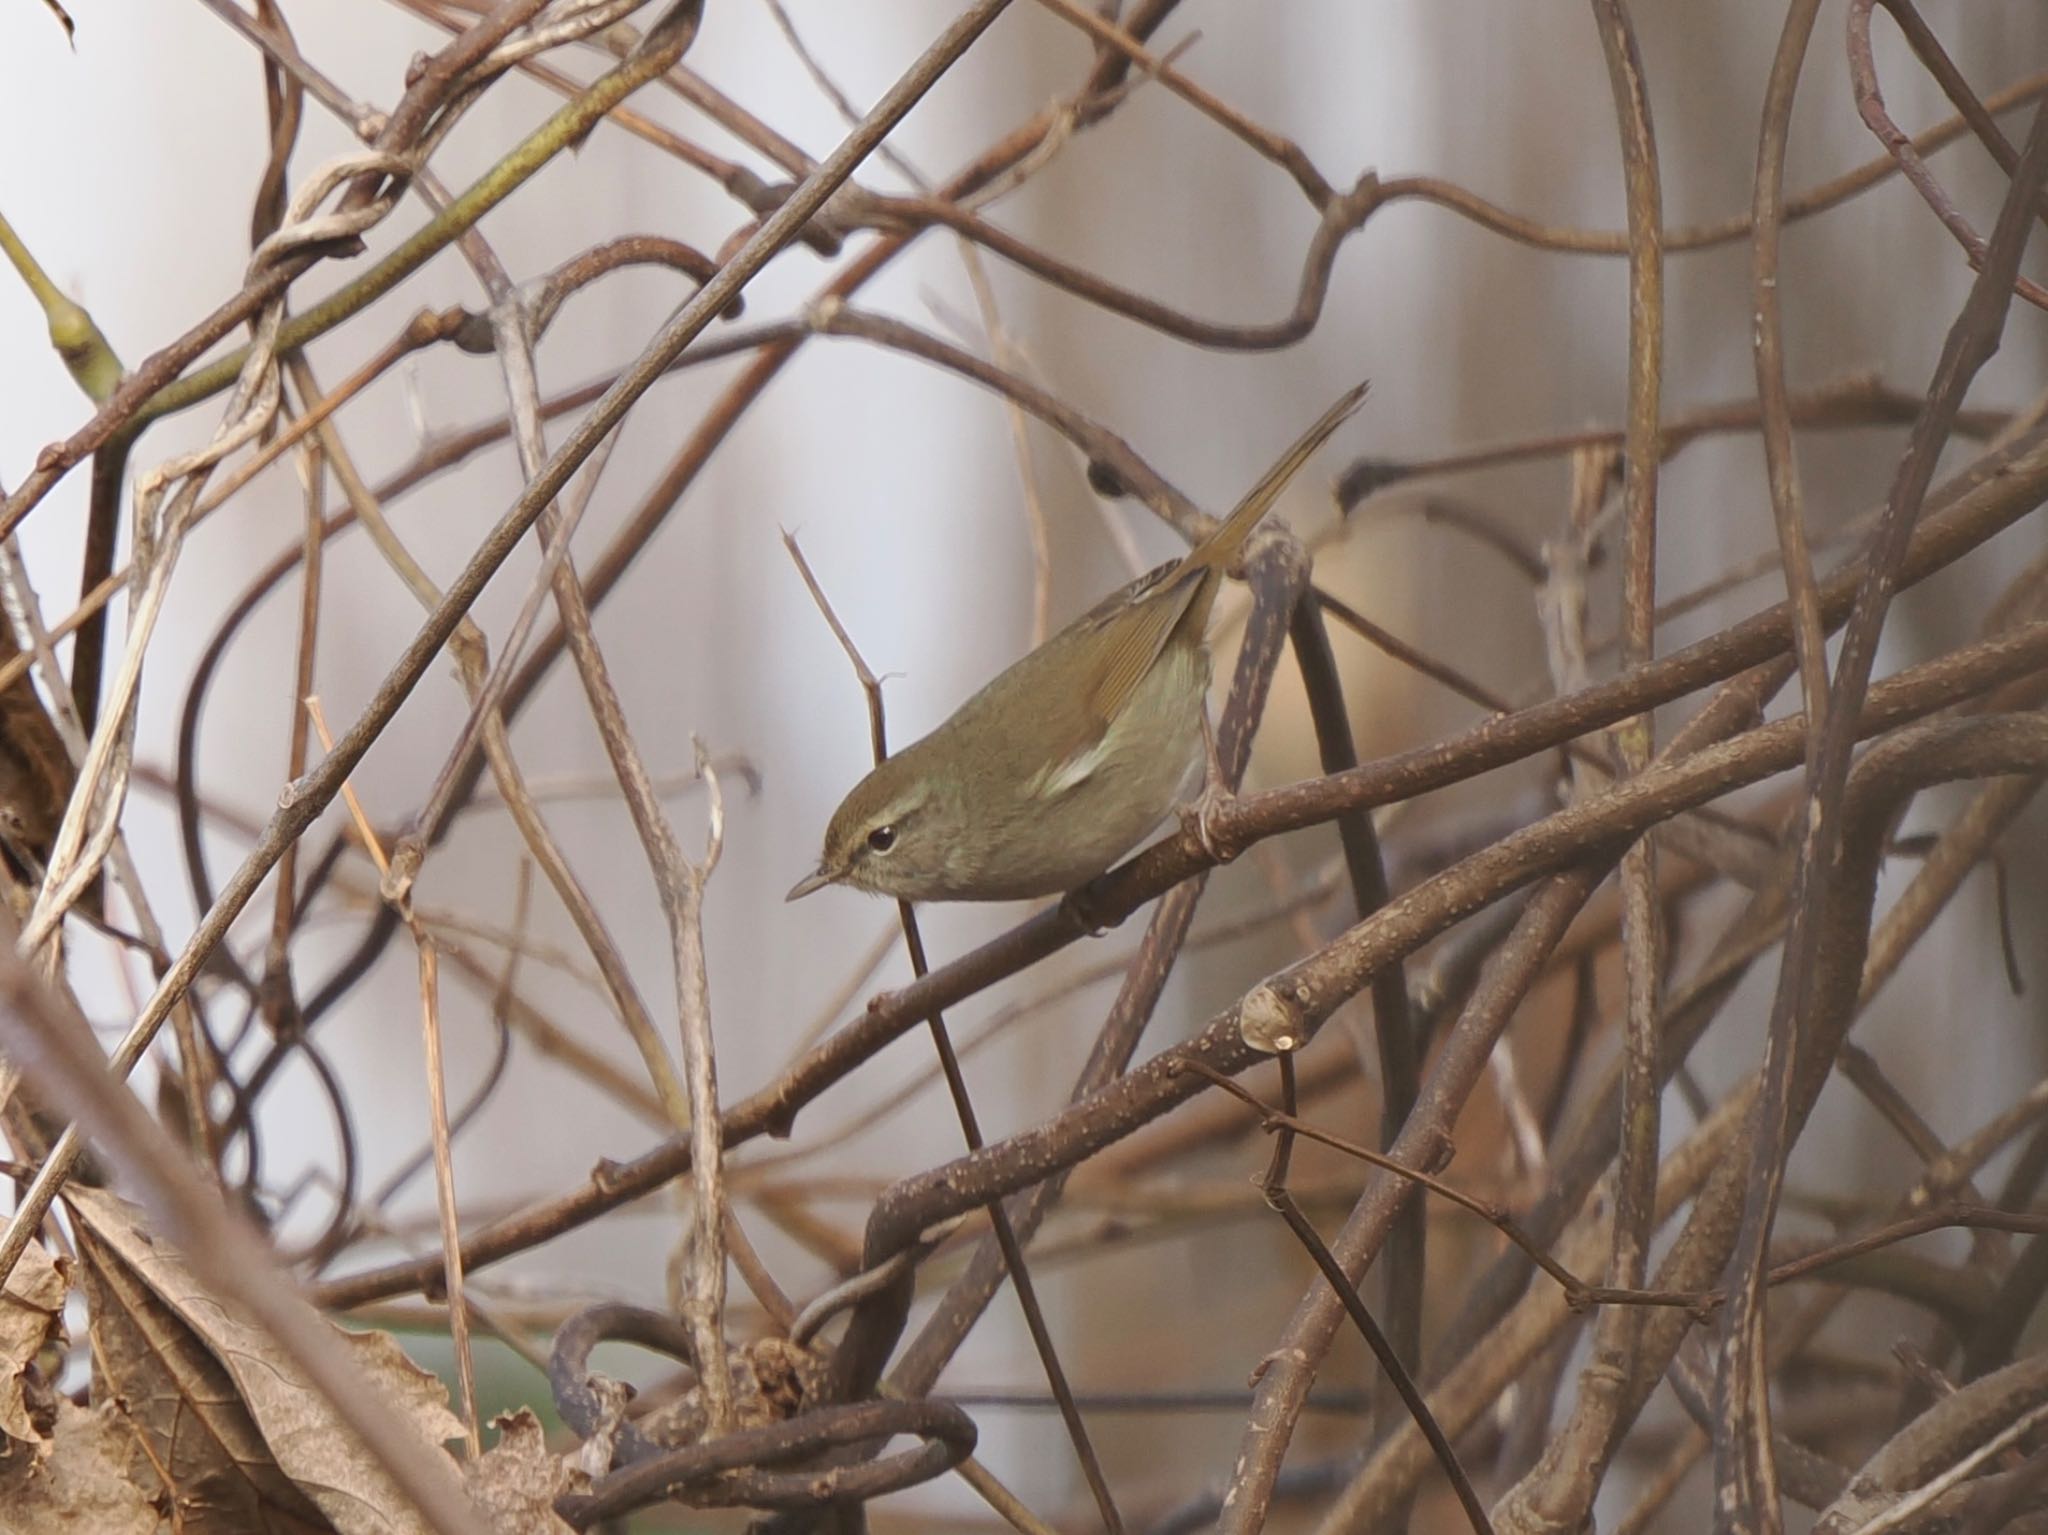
[[0, 620, 75, 890], [73, 1198, 331, 1533], [463, 1410, 582, 1535], [67, 1187, 466, 1535], [0, 1238, 66, 1443], [0, 1399, 161, 1535]]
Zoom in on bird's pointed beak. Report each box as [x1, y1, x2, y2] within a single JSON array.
[[785, 867, 834, 902]]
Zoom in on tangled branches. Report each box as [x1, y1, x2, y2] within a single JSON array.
[[2, 3, 2048, 1533]]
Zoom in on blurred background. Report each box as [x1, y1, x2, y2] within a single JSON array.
[[4, 2, 2048, 1529]]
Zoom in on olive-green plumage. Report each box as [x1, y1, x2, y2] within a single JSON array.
[[789, 382, 1367, 903]]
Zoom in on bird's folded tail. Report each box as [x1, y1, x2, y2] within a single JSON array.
[[1081, 380, 1369, 732], [1187, 378, 1370, 576]]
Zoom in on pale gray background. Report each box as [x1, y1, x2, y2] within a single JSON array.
[[4, 2, 2046, 1526]]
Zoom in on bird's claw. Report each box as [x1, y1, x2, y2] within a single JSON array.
[[1179, 784, 1237, 863]]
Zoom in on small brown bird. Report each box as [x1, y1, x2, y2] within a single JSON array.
[[788, 382, 1367, 904]]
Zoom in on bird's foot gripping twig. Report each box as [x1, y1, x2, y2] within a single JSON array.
[[1178, 704, 1237, 863]]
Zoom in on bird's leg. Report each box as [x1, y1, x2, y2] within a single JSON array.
[[1177, 702, 1236, 862]]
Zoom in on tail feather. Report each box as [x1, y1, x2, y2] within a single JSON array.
[[1079, 381, 1369, 733], [1187, 379, 1370, 574]]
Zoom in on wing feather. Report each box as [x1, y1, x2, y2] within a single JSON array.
[[1081, 573, 1207, 733]]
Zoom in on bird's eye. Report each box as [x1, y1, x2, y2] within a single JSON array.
[[866, 825, 897, 853]]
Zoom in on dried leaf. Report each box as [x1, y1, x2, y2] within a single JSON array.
[[328, 1329, 468, 1460], [462, 1410, 582, 1535], [0, 1238, 66, 1442], [67, 1188, 465, 1535], [0, 621, 75, 887], [75, 1203, 331, 1533], [0, 1399, 161, 1534]]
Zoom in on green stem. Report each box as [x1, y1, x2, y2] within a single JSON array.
[[0, 207, 125, 404], [130, 21, 692, 432]]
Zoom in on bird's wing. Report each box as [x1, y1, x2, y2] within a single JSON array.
[[1080, 571, 1208, 736], [1003, 558, 1201, 801], [1026, 727, 1116, 799]]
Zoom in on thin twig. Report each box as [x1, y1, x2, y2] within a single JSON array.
[[783, 530, 1123, 1533]]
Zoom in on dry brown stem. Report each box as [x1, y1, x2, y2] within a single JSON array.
[[3, 5, 2047, 1531]]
